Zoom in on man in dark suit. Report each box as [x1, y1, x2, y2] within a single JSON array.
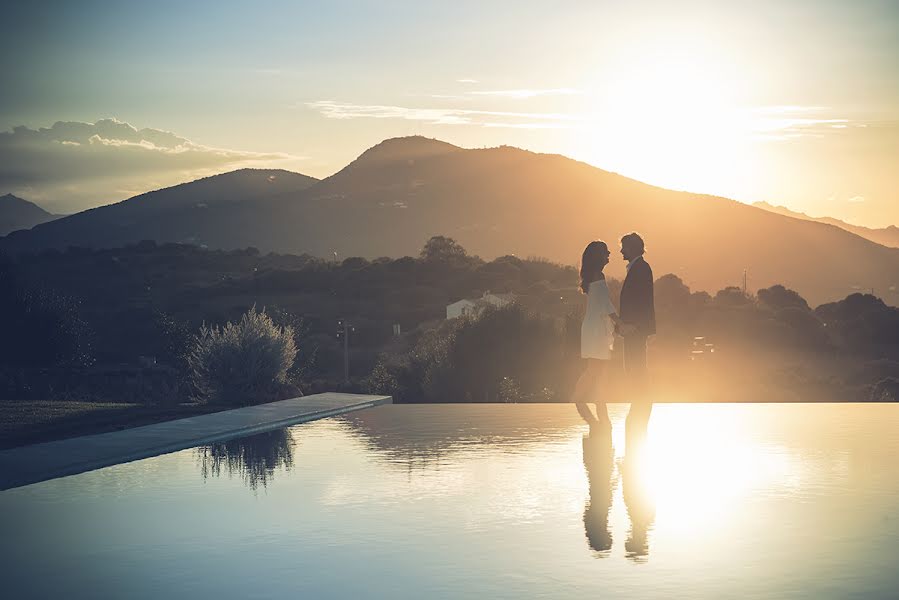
[[618, 232, 655, 419]]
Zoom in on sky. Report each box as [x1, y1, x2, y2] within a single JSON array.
[[1, 0, 897, 227]]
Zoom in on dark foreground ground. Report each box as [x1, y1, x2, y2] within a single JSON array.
[[0, 401, 221, 450]]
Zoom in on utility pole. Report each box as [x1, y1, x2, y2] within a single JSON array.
[[337, 318, 354, 385], [742, 269, 748, 295]]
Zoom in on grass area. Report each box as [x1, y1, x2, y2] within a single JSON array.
[[0, 400, 221, 450]]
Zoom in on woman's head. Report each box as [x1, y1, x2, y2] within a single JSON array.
[[580, 240, 610, 293]]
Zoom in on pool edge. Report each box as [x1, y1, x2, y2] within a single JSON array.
[[0, 393, 392, 491]]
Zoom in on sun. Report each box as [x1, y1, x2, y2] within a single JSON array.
[[573, 35, 760, 199]]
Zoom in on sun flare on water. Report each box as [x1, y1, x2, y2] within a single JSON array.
[[600, 404, 798, 552]]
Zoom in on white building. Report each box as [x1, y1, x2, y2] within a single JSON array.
[[446, 292, 515, 320]]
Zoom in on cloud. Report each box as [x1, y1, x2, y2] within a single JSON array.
[[308, 100, 850, 140], [0, 118, 303, 212], [456, 78, 479, 84], [482, 122, 572, 129], [306, 100, 578, 129], [847, 195, 866, 203], [749, 106, 857, 141], [468, 88, 581, 99]]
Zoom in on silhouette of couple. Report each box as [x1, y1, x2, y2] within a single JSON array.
[[574, 232, 656, 558], [574, 232, 656, 431]]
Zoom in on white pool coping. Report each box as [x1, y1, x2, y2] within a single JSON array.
[[0, 392, 392, 491]]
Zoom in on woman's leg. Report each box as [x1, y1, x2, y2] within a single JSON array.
[[589, 360, 611, 427], [574, 362, 599, 424], [575, 360, 610, 426]]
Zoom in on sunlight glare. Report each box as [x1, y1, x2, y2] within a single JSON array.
[[643, 406, 793, 536], [577, 36, 760, 197]]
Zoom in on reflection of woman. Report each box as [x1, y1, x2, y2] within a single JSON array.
[[573, 241, 620, 430], [582, 431, 615, 555]]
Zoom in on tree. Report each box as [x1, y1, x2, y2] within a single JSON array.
[[420, 236, 468, 262], [770, 306, 828, 349], [816, 293, 899, 349], [340, 256, 369, 270], [654, 274, 692, 313], [406, 304, 567, 403], [714, 286, 752, 307], [0, 254, 94, 368], [758, 284, 810, 311]]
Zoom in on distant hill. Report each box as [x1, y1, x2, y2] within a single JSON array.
[[2, 137, 898, 306], [0, 169, 319, 250], [0, 194, 60, 236], [754, 201, 899, 248]]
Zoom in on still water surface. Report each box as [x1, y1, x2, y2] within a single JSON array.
[[2, 403, 898, 599]]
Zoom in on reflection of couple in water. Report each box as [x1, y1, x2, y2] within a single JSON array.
[[582, 417, 655, 561], [574, 232, 657, 559]]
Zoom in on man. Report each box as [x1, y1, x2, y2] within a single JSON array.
[[618, 232, 655, 421]]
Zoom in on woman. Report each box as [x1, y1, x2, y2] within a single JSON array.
[[574, 240, 620, 430]]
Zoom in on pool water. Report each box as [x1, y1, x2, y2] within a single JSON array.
[[2, 403, 898, 599]]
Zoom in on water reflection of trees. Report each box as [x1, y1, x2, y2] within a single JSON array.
[[341, 404, 584, 470], [197, 428, 294, 490]]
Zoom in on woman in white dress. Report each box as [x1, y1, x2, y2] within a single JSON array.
[[573, 240, 620, 430]]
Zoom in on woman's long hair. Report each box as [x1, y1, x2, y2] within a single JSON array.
[[579, 241, 609, 294]]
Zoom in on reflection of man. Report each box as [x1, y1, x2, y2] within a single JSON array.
[[618, 232, 655, 416], [621, 413, 655, 562], [582, 432, 614, 555]]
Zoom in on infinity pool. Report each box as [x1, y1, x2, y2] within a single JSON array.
[[2, 403, 898, 599]]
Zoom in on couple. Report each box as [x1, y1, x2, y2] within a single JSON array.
[[574, 232, 656, 432]]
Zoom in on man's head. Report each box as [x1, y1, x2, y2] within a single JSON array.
[[620, 232, 645, 262]]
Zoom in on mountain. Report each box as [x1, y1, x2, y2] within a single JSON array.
[[0, 169, 319, 250], [0, 194, 60, 236], [2, 137, 898, 306], [754, 201, 899, 248]]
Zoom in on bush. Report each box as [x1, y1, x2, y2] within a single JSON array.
[[0, 255, 94, 368], [365, 359, 399, 397], [871, 377, 899, 402], [187, 306, 298, 405], [381, 303, 570, 403]]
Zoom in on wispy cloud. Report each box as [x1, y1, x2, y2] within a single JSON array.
[[753, 106, 830, 114], [468, 88, 581, 99], [848, 195, 866, 203], [427, 94, 472, 101], [0, 118, 303, 212], [456, 78, 478, 84], [307, 100, 865, 139], [482, 122, 571, 129], [306, 100, 579, 129], [749, 106, 859, 140]]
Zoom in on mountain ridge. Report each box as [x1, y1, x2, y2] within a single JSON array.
[[754, 201, 899, 248], [2, 136, 897, 306], [0, 193, 60, 236], [1, 168, 319, 250]]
